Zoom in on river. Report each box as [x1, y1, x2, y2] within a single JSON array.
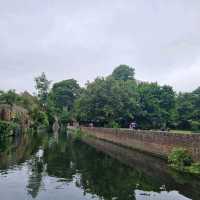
[[0, 131, 199, 200]]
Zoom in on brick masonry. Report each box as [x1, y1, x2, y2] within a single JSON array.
[[80, 127, 200, 161]]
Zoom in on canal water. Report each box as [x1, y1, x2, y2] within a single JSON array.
[[0, 132, 199, 200]]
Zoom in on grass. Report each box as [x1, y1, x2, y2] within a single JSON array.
[[169, 130, 192, 134]]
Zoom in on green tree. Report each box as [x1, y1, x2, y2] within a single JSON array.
[[175, 88, 200, 131], [51, 79, 80, 111], [112, 65, 135, 81], [0, 90, 19, 106], [168, 148, 193, 170], [176, 92, 194, 130], [35, 72, 51, 108], [19, 91, 39, 113], [137, 83, 176, 129], [31, 108, 49, 130], [75, 77, 139, 127], [60, 110, 71, 124]]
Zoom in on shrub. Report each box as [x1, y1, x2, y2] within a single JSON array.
[[73, 129, 84, 140], [188, 163, 200, 174], [0, 120, 18, 137], [190, 121, 200, 132], [60, 110, 71, 124], [37, 111, 49, 127], [168, 148, 193, 170], [31, 108, 49, 129], [107, 121, 120, 129]]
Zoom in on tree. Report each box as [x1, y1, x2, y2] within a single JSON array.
[[176, 93, 194, 130], [159, 85, 176, 128], [35, 72, 51, 107], [75, 77, 139, 127], [19, 91, 39, 113], [31, 108, 49, 130], [0, 90, 18, 106], [51, 79, 80, 111], [112, 65, 135, 81], [175, 88, 200, 131], [137, 83, 176, 129]]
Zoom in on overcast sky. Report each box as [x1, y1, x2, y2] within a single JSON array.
[[0, 0, 200, 93]]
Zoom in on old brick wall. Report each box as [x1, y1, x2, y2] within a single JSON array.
[[81, 127, 200, 161]]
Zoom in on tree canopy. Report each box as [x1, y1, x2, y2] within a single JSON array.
[[75, 77, 138, 127], [35, 72, 51, 107], [136, 83, 176, 129], [51, 79, 80, 111], [1, 64, 200, 131], [111, 65, 135, 81]]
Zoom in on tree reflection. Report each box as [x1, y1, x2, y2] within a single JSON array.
[[26, 133, 200, 200], [43, 134, 76, 182], [27, 157, 44, 198], [0, 133, 200, 200]]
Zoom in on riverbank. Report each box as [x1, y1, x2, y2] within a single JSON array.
[[68, 126, 200, 176], [69, 126, 200, 162]]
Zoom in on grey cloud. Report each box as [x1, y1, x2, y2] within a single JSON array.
[[0, 0, 200, 92]]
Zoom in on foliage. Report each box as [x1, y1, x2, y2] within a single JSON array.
[[176, 93, 194, 130], [188, 163, 200, 174], [111, 65, 135, 81], [168, 148, 200, 175], [35, 72, 51, 107], [107, 121, 120, 128], [1, 64, 200, 132], [73, 128, 84, 140], [136, 83, 176, 129], [75, 76, 139, 127], [19, 91, 39, 113], [31, 108, 49, 129], [168, 148, 193, 170], [60, 110, 71, 124], [175, 90, 200, 131], [74, 66, 179, 129], [0, 120, 18, 137], [42, 79, 82, 126], [0, 90, 40, 114], [190, 120, 200, 132], [51, 79, 80, 111], [0, 90, 19, 106], [45, 93, 58, 126]]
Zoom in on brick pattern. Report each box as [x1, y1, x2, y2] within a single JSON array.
[[81, 127, 200, 161]]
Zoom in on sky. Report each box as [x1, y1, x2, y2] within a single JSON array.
[[0, 0, 200, 93]]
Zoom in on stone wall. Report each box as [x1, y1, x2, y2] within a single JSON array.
[[80, 127, 200, 161], [0, 104, 30, 129]]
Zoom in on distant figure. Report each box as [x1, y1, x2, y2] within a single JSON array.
[[161, 123, 169, 132], [129, 122, 137, 129], [89, 122, 94, 128]]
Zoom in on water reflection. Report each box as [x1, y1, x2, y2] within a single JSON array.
[[0, 132, 199, 200], [52, 117, 60, 143], [27, 154, 44, 198]]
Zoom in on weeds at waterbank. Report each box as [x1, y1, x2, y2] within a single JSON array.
[[168, 148, 200, 175]]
